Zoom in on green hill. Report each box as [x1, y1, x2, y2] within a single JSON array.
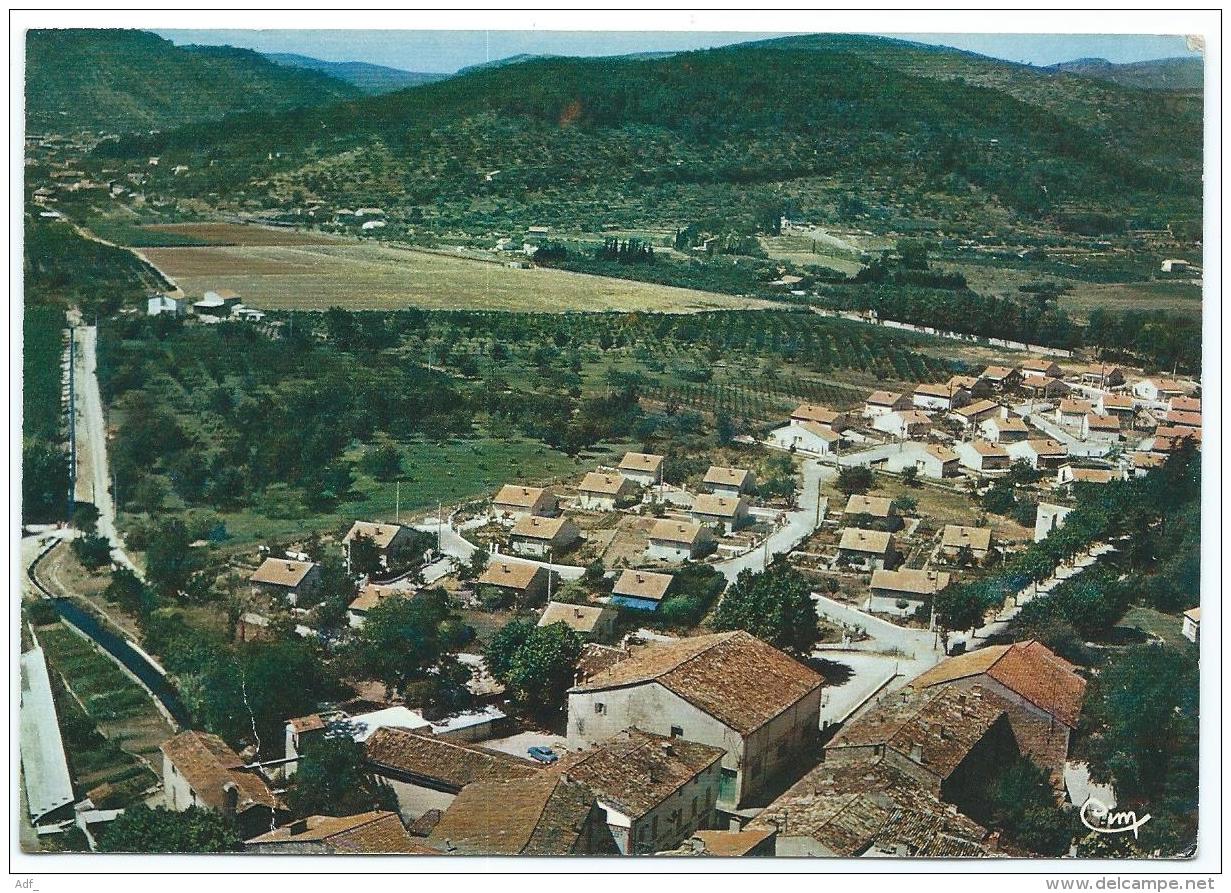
[[1047, 57, 1203, 92], [26, 29, 360, 133], [264, 52, 448, 94], [91, 35, 1202, 234]]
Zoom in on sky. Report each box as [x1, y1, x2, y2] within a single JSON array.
[[153, 30, 1202, 75]]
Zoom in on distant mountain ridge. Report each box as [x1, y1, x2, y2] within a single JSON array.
[[96, 34, 1201, 235], [25, 29, 360, 133], [1047, 56, 1203, 91], [264, 52, 448, 94]]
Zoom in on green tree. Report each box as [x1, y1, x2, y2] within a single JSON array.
[[711, 561, 819, 655], [836, 466, 874, 496], [22, 439, 69, 523], [460, 546, 489, 582], [145, 518, 201, 597], [285, 736, 397, 818], [890, 495, 918, 515], [361, 440, 403, 481], [933, 584, 988, 640], [503, 621, 583, 720], [981, 758, 1075, 856], [347, 589, 454, 698], [72, 534, 113, 569], [98, 805, 241, 853], [347, 533, 382, 577], [485, 617, 536, 681], [1084, 645, 1198, 803], [185, 639, 335, 753], [71, 502, 101, 534], [104, 567, 157, 617]]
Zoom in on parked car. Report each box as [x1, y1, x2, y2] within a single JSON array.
[[528, 745, 558, 764]]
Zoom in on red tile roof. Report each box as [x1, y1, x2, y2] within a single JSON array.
[[571, 631, 823, 735], [911, 641, 1086, 728]]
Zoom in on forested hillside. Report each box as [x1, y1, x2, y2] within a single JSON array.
[[26, 30, 359, 132], [94, 36, 1202, 234]]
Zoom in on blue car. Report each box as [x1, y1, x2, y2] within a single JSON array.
[[528, 745, 559, 764]]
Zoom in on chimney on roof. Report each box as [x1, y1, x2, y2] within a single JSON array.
[[221, 781, 239, 818], [661, 741, 674, 756], [289, 818, 308, 835], [910, 743, 924, 764]]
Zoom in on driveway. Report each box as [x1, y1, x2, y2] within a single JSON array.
[[812, 593, 940, 658], [480, 730, 569, 762]]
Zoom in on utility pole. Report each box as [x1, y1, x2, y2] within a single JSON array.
[[395, 481, 400, 524], [814, 471, 823, 529], [437, 501, 443, 552], [547, 549, 554, 600]]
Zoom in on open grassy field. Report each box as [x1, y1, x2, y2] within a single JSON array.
[[136, 241, 777, 312], [1117, 605, 1196, 651], [1060, 280, 1203, 321], [759, 234, 865, 277], [131, 433, 611, 550]]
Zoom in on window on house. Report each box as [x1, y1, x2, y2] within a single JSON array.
[[594, 702, 606, 714], [691, 797, 697, 817], [577, 719, 584, 734], [651, 816, 658, 838], [670, 725, 683, 738]]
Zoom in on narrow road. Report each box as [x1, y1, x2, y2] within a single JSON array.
[[71, 320, 139, 575], [713, 458, 833, 582], [1009, 400, 1112, 459], [412, 515, 586, 582], [969, 541, 1116, 645]]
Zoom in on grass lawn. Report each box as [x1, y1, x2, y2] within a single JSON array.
[[1060, 280, 1202, 321], [870, 476, 1033, 545], [1118, 605, 1196, 651], [163, 434, 605, 549], [136, 242, 778, 312]]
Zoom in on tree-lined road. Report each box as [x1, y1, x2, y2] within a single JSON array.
[[70, 318, 139, 575]]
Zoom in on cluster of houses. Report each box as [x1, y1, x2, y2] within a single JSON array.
[[483, 450, 761, 595], [474, 451, 770, 641], [153, 625, 1094, 858], [828, 491, 993, 617], [246, 519, 433, 629], [142, 355, 1197, 858], [147, 287, 266, 323], [768, 356, 1199, 491]]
